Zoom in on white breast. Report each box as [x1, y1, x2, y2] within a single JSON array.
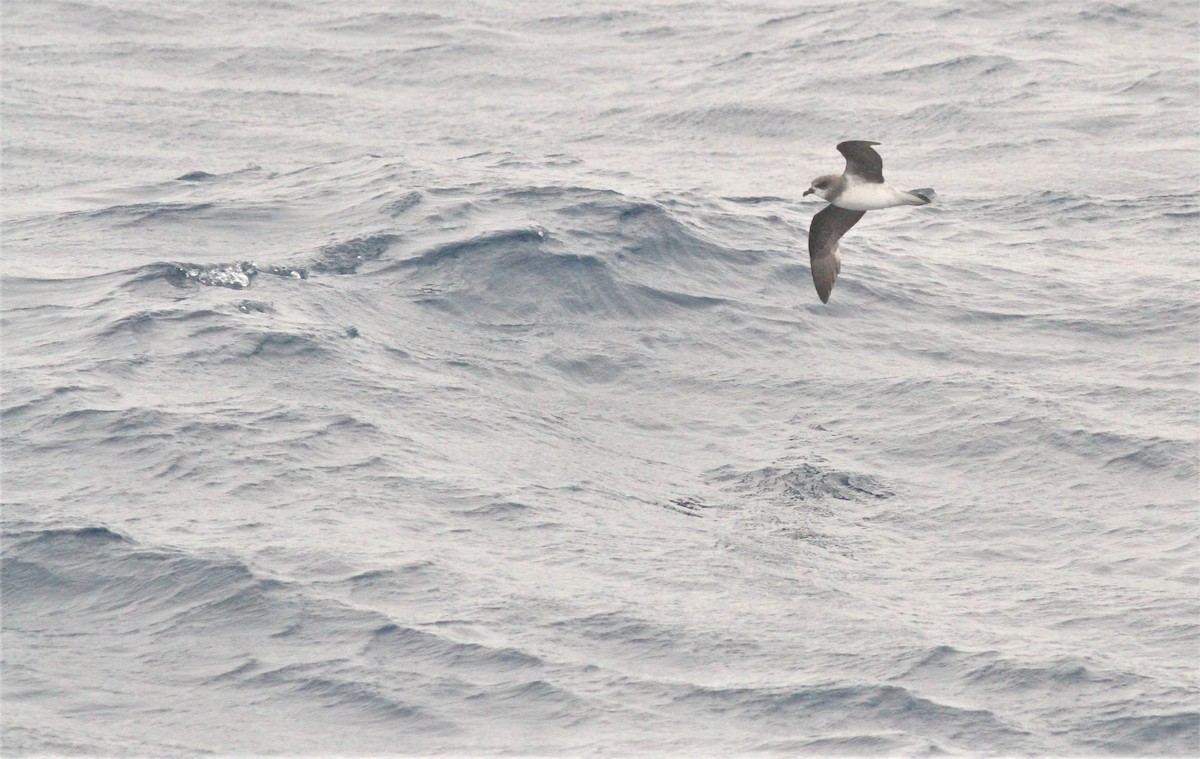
[[833, 182, 920, 211]]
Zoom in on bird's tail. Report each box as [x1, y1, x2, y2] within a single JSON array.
[[906, 187, 936, 205]]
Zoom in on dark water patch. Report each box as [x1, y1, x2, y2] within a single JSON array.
[[488, 153, 584, 170], [703, 461, 895, 553], [759, 733, 921, 755], [759, 11, 817, 28], [365, 623, 546, 675], [65, 194, 286, 230], [966, 656, 1125, 692], [154, 575, 290, 635], [494, 184, 620, 208], [149, 261, 306, 289], [663, 497, 714, 518], [722, 195, 788, 205], [1, 526, 276, 632], [464, 678, 596, 728], [631, 284, 725, 309], [161, 262, 254, 289], [217, 330, 328, 361], [382, 228, 695, 320], [611, 200, 751, 268], [1081, 712, 1200, 755], [90, 202, 217, 225], [1073, 3, 1153, 26], [291, 677, 424, 721], [1114, 69, 1179, 98], [6, 525, 131, 550], [556, 611, 671, 649], [388, 229, 547, 271], [205, 658, 261, 684], [989, 417, 1199, 481], [882, 54, 1018, 80], [1003, 190, 1131, 226], [537, 9, 644, 28], [344, 563, 439, 587], [894, 644, 995, 679], [671, 681, 1032, 747], [236, 300, 273, 314], [97, 306, 223, 338], [784, 30, 910, 57], [175, 171, 216, 182], [322, 562, 446, 603], [461, 500, 533, 519], [714, 463, 894, 506], [311, 234, 400, 274], [450, 192, 747, 312], [1101, 436, 1197, 480], [257, 263, 308, 279], [382, 191, 422, 217], [951, 306, 1035, 324], [542, 350, 637, 385], [1, 557, 62, 599], [619, 25, 677, 39], [890, 643, 1194, 750], [38, 406, 177, 443], [1162, 208, 1200, 222], [1038, 302, 1200, 341]]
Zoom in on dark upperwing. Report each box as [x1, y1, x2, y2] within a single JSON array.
[[837, 140, 884, 184]]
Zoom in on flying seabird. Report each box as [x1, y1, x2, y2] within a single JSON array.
[[803, 141, 932, 303]]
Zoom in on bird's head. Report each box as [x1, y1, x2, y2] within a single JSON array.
[[803, 174, 839, 201]]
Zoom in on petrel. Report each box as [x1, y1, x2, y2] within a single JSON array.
[[803, 141, 932, 303]]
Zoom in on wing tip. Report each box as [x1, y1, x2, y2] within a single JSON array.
[[810, 252, 840, 304], [837, 139, 881, 150]]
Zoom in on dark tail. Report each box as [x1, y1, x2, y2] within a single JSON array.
[[908, 187, 936, 205]]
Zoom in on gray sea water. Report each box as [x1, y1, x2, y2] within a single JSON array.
[[3, 0, 1199, 755]]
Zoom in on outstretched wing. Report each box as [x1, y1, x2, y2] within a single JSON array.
[[837, 140, 884, 183], [808, 204, 866, 303]]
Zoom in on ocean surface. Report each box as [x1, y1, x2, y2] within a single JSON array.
[[3, 0, 1198, 755]]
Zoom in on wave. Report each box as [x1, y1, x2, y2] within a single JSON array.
[[671, 680, 1034, 753], [893, 644, 1199, 753], [366, 188, 749, 321], [713, 462, 894, 506], [649, 105, 812, 139], [881, 53, 1020, 81], [78, 201, 279, 228], [2, 526, 266, 626], [6, 0, 1200, 753], [311, 233, 401, 274], [317, 11, 453, 34]]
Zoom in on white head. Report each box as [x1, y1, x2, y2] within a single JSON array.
[[803, 174, 840, 201]]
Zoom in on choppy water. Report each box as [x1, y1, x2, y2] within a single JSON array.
[[3, 0, 1198, 755]]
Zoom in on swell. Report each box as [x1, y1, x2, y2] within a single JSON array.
[[370, 188, 747, 321], [17, 177, 748, 329], [0, 526, 572, 730], [893, 644, 1199, 754]]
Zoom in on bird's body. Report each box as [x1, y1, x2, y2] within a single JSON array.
[[824, 177, 930, 211], [803, 141, 932, 303]]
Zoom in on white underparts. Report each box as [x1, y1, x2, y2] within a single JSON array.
[[833, 181, 929, 211]]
